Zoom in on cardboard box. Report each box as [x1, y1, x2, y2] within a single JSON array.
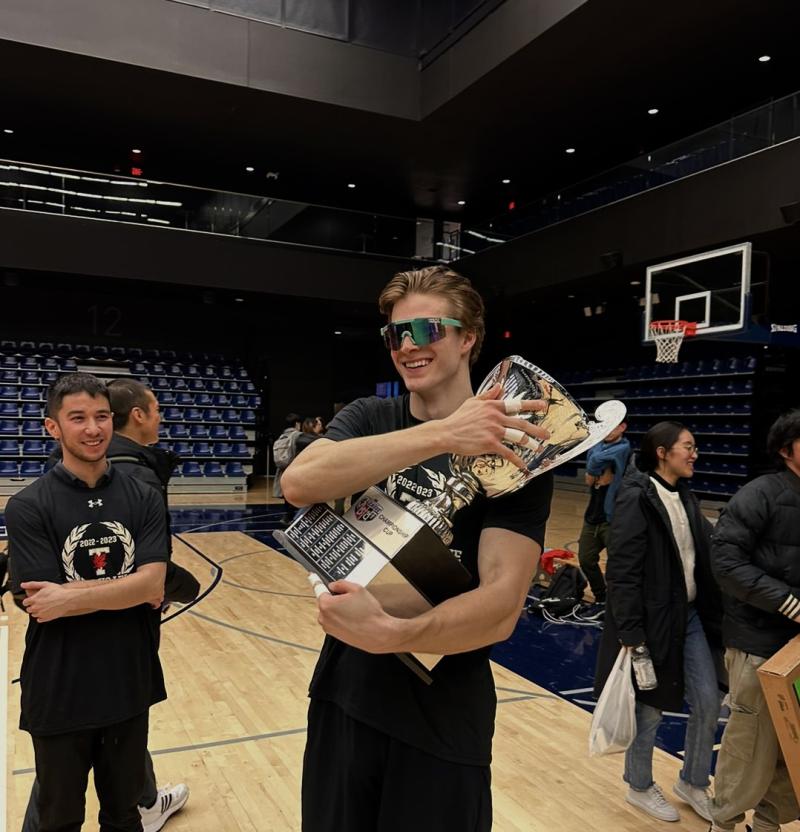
[[758, 634, 800, 801]]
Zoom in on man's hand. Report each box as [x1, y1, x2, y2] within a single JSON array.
[[316, 581, 399, 653], [439, 384, 550, 472], [21, 581, 77, 622], [596, 468, 614, 487]]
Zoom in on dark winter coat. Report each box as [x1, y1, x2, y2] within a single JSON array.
[[711, 469, 800, 658], [593, 467, 723, 711]]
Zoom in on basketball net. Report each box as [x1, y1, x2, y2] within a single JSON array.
[[649, 320, 696, 363]]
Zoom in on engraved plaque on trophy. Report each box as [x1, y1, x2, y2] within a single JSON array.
[[274, 355, 626, 684]]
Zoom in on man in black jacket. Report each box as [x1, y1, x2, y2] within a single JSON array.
[[709, 410, 800, 832], [24, 377, 196, 832]]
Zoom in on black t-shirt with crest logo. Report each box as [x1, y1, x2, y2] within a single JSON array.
[[309, 394, 553, 765], [6, 463, 168, 736]]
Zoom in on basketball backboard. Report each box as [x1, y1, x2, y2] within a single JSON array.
[[644, 242, 752, 341]]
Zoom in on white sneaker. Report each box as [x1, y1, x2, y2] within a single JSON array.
[[673, 778, 713, 821], [139, 783, 189, 832], [626, 783, 680, 822]]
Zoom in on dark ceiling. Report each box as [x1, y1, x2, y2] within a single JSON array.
[[2, 0, 800, 226]]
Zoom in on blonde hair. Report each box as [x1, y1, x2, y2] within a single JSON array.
[[378, 265, 485, 366]]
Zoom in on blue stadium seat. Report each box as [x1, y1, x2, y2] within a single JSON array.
[[189, 378, 205, 391], [202, 365, 217, 378], [20, 356, 38, 369], [0, 421, 18, 435], [212, 394, 230, 407], [168, 364, 182, 376], [0, 386, 19, 400], [61, 358, 78, 371], [225, 381, 242, 393], [55, 343, 73, 356], [241, 410, 256, 423], [220, 366, 233, 379], [207, 380, 223, 392], [0, 439, 19, 453], [163, 407, 182, 422], [229, 426, 247, 440], [0, 402, 17, 417], [209, 425, 228, 440], [203, 461, 224, 477], [185, 408, 203, 422], [214, 443, 233, 457], [196, 393, 213, 407], [236, 367, 249, 379], [158, 391, 176, 405], [185, 365, 200, 377], [151, 378, 170, 390], [110, 347, 127, 361], [189, 424, 209, 439], [42, 371, 58, 384], [243, 382, 256, 393], [44, 439, 58, 455], [176, 393, 195, 406], [169, 424, 190, 439], [21, 403, 42, 418], [225, 462, 245, 477], [20, 460, 44, 476], [151, 363, 165, 375], [231, 395, 249, 408], [0, 370, 17, 382], [20, 387, 40, 400], [20, 371, 39, 384], [173, 378, 188, 391], [173, 441, 193, 456], [222, 409, 240, 422], [0, 461, 18, 476], [0, 357, 18, 368], [22, 421, 43, 436], [131, 362, 147, 375], [193, 442, 213, 457], [158, 424, 169, 439], [22, 439, 45, 455], [203, 409, 222, 423], [231, 443, 249, 457], [93, 346, 109, 359], [182, 461, 203, 477]]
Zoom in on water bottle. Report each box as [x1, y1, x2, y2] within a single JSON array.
[[630, 645, 658, 690]]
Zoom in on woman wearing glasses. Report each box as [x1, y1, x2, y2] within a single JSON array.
[[594, 421, 724, 824]]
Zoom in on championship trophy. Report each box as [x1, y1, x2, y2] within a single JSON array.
[[274, 355, 626, 683]]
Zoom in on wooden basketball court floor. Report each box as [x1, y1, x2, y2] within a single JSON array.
[[2, 485, 794, 831]]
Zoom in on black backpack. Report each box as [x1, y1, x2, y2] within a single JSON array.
[[530, 564, 587, 617]]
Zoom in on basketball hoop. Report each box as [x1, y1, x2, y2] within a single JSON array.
[[649, 320, 697, 363]]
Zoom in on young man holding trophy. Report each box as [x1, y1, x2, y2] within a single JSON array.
[[281, 265, 624, 831]]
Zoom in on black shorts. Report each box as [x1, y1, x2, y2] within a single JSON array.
[[302, 699, 492, 832]]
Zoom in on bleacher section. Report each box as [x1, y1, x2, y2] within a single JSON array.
[[558, 355, 758, 502], [0, 342, 259, 496]]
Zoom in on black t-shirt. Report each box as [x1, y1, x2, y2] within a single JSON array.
[[309, 395, 553, 765], [6, 463, 168, 736], [584, 483, 610, 525]]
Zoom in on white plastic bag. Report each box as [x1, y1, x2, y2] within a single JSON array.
[[588, 646, 636, 756]]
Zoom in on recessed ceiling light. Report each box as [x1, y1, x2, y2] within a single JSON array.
[[457, 200, 466, 206], [234, 297, 244, 302], [347, 183, 356, 189], [567, 294, 575, 299], [132, 148, 142, 154], [630, 280, 641, 285], [334, 330, 342, 335], [758, 55, 771, 63], [565, 147, 576, 154], [245, 166, 254, 172], [647, 108, 659, 115], [502, 178, 511, 184], [3, 128, 13, 134]]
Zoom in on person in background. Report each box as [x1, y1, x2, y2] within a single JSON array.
[[577, 421, 630, 606], [594, 421, 723, 824], [709, 410, 800, 832]]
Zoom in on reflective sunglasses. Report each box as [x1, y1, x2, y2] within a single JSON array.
[[381, 317, 462, 350]]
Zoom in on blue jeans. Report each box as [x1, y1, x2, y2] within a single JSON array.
[[624, 606, 722, 791]]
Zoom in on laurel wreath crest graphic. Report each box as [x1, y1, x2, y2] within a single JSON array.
[[61, 524, 90, 582], [60, 521, 136, 581]]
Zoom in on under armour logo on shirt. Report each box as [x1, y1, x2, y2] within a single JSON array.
[[88, 499, 103, 508]]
